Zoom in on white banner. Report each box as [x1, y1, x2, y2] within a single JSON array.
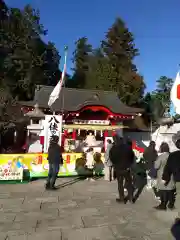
[[44, 115, 62, 153]]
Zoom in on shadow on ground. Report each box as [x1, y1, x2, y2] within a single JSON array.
[[56, 175, 102, 189]]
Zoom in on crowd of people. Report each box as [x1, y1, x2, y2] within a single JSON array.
[[104, 136, 180, 210], [45, 134, 180, 238], [45, 134, 180, 211]]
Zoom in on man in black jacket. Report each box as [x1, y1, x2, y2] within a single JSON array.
[[46, 135, 63, 190], [109, 136, 135, 203], [162, 139, 180, 194]]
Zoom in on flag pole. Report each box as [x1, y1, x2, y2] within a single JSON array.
[[61, 46, 68, 118], [60, 46, 68, 147]]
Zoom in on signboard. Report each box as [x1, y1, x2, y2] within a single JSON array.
[[73, 120, 110, 125], [0, 158, 23, 181], [44, 115, 62, 153], [0, 153, 83, 178]]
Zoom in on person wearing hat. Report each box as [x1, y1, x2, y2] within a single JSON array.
[[46, 135, 63, 190]]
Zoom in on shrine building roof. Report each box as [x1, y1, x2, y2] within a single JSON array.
[[19, 85, 143, 115]]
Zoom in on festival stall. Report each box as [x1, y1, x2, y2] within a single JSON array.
[[0, 142, 144, 179]]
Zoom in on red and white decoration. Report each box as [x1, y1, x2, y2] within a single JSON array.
[[171, 71, 180, 114]]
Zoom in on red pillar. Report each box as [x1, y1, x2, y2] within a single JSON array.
[[64, 129, 68, 136], [112, 130, 116, 137], [72, 129, 76, 140], [104, 130, 108, 137], [61, 129, 68, 150], [40, 136, 44, 145]]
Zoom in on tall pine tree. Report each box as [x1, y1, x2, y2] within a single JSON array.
[[71, 37, 92, 88], [101, 17, 145, 105]]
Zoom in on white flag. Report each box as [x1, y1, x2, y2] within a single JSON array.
[[170, 72, 180, 114], [48, 52, 67, 107]]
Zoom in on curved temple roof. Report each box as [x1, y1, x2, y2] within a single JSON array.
[[19, 85, 143, 115]]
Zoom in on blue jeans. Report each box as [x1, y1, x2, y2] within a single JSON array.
[[46, 163, 60, 188]]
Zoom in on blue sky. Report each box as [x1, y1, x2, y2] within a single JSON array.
[[5, 0, 180, 92]]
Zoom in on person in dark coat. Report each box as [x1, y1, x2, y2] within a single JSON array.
[[109, 136, 135, 204], [143, 141, 158, 171], [162, 139, 180, 184], [162, 139, 180, 203], [143, 141, 158, 191], [46, 135, 63, 190]]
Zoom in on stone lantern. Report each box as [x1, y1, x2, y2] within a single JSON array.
[[25, 103, 45, 136]]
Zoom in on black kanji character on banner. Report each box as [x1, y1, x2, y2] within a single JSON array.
[[48, 116, 59, 136]]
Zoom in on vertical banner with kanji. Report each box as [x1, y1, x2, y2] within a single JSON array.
[[44, 115, 62, 153]]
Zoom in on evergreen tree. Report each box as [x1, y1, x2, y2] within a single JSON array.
[[101, 17, 145, 105], [152, 76, 173, 114], [85, 51, 117, 90], [71, 37, 92, 88], [0, 3, 60, 100]]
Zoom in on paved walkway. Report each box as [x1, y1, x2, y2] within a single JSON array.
[[0, 178, 179, 240]]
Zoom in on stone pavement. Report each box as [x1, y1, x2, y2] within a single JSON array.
[[0, 178, 179, 240]]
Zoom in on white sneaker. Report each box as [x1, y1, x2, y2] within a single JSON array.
[[155, 196, 161, 202], [146, 185, 152, 190], [90, 178, 95, 182]]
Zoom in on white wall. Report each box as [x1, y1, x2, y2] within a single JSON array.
[[151, 124, 180, 152], [123, 123, 180, 153]]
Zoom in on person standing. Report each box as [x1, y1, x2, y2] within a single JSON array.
[[110, 136, 134, 204], [143, 141, 158, 190], [46, 136, 63, 190], [85, 147, 95, 181], [162, 139, 180, 204], [154, 142, 176, 210], [104, 139, 113, 181]]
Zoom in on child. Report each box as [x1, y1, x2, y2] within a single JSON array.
[[85, 148, 94, 181]]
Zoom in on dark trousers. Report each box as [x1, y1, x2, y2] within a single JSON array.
[[116, 169, 133, 201], [153, 187, 160, 197], [113, 168, 116, 180], [46, 163, 60, 188], [159, 189, 176, 208], [133, 173, 147, 202], [109, 166, 113, 181]]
